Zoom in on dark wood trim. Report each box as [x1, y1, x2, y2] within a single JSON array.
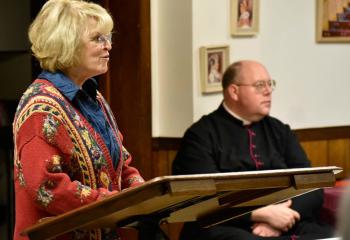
[[98, 1, 152, 179], [152, 126, 350, 151], [152, 137, 181, 150], [294, 126, 350, 141], [98, 0, 111, 103]]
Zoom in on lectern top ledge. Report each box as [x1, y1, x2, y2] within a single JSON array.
[[22, 166, 342, 240]]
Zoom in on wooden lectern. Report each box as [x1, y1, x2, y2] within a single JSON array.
[[22, 166, 342, 240]]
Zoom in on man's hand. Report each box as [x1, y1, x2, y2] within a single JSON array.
[[251, 200, 300, 232], [252, 222, 282, 237]]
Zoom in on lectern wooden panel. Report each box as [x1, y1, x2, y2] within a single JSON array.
[[22, 166, 341, 240]]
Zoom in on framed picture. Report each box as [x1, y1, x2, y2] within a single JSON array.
[[230, 0, 259, 36], [316, 0, 350, 42], [199, 45, 229, 93]]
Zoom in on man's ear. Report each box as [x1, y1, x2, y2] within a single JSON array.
[[227, 84, 239, 101]]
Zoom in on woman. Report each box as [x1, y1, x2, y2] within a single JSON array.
[[238, 0, 252, 29], [207, 54, 222, 84], [13, 0, 144, 239]]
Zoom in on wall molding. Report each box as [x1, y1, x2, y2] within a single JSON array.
[[152, 126, 350, 150], [294, 125, 350, 141], [152, 137, 181, 150]]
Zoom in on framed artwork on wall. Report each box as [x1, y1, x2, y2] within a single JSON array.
[[316, 0, 350, 42], [199, 45, 229, 93], [230, 0, 259, 36]]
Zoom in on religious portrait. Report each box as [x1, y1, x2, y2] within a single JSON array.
[[316, 0, 350, 42], [200, 45, 229, 93], [231, 0, 259, 36]]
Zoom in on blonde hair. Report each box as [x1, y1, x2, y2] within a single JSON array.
[[29, 0, 113, 72]]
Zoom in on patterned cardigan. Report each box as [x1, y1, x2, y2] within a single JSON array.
[[13, 79, 144, 240]]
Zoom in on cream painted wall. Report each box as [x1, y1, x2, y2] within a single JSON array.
[[151, 0, 193, 137], [152, 0, 350, 137]]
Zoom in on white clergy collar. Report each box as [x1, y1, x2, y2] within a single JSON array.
[[222, 101, 252, 126]]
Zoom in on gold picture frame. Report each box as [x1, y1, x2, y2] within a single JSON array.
[[230, 0, 259, 36], [200, 45, 229, 93], [316, 0, 350, 42]]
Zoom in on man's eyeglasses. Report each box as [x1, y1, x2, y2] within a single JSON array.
[[91, 34, 112, 45], [235, 79, 276, 93]]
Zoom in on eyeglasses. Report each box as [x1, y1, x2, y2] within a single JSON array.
[[235, 79, 276, 93], [91, 33, 112, 45]]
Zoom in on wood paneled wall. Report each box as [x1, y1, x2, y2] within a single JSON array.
[[151, 126, 350, 179], [296, 126, 350, 178]]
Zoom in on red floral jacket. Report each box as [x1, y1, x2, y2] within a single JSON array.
[[13, 79, 144, 240]]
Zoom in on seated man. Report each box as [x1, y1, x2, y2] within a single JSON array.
[[172, 60, 333, 240]]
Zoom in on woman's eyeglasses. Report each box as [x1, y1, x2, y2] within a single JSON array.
[[91, 34, 112, 45]]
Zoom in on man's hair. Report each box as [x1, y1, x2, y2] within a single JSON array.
[[29, 0, 113, 72], [222, 61, 243, 90]]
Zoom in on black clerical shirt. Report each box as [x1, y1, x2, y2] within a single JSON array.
[[172, 104, 324, 225], [173, 104, 310, 175]]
